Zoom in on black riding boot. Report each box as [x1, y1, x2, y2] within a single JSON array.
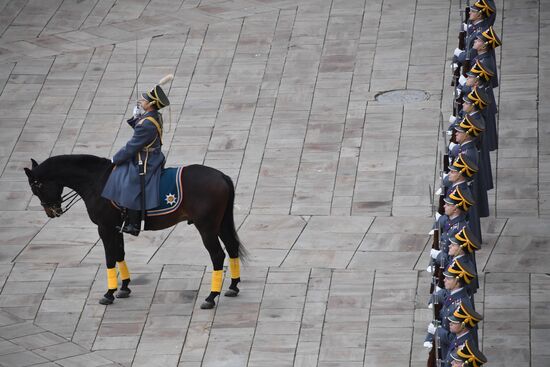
[[121, 209, 141, 236]]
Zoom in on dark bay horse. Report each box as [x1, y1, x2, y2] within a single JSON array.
[[24, 154, 247, 309]]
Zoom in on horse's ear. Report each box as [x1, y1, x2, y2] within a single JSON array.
[[24, 167, 33, 179], [31, 159, 38, 168]]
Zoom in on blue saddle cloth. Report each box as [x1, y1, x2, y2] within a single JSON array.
[[146, 167, 184, 217]]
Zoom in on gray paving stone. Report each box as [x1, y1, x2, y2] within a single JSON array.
[[0, 0, 547, 365]]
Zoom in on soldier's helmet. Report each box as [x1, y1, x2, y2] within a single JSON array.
[[471, 0, 496, 18], [443, 258, 477, 285], [450, 340, 488, 366], [450, 153, 479, 180], [450, 226, 482, 253], [444, 185, 476, 212], [448, 301, 483, 329], [477, 26, 502, 49]]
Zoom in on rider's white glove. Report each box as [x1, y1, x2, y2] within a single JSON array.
[[427, 323, 437, 335], [454, 48, 463, 57], [463, 23, 468, 31], [449, 115, 456, 123], [430, 249, 441, 259], [435, 212, 441, 221], [133, 105, 142, 118], [459, 75, 467, 86], [424, 341, 433, 349]]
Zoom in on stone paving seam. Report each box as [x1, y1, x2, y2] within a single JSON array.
[[344, 215, 374, 269], [480, 217, 508, 273], [63, 44, 115, 157], [287, 0, 333, 216], [289, 267, 312, 366], [328, 1, 366, 216], [0, 57, 56, 179], [245, 7, 298, 215], [230, 11, 282, 205], [278, 214, 310, 267]]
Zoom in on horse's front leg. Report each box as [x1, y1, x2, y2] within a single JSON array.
[[98, 225, 131, 305]]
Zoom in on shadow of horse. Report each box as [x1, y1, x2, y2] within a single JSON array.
[[24, 154, 248, 309]]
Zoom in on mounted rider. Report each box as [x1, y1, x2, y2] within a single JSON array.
[[102, 77, 171, 236]]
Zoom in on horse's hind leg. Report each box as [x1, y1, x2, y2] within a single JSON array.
[[195, 222, 226, 309], [219, 229, 240, 297]]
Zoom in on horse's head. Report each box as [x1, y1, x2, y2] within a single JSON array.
[[24, 159, 64, 218]]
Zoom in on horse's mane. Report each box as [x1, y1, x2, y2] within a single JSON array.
[[34, 154, 111, 180]]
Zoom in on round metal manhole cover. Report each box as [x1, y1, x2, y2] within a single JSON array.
[[374, 89, 430, 104]]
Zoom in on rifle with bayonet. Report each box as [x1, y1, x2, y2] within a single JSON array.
[[427, 185, 443, 367], [461, 1, 472, 77], [452, 0, 467, 87]]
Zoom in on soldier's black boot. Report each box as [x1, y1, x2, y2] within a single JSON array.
[[121, 209, 141, 236]]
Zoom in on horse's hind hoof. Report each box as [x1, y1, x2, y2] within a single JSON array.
[[200, 300, 215, 309], [116, 289, 131, 298], [99, 296, 114, 305], [224, 288, 239, 297]]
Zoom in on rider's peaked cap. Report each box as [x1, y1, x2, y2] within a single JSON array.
[[142, 85, 170, 110]]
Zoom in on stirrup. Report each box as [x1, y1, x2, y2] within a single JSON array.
[[121, 223, 140, 236]]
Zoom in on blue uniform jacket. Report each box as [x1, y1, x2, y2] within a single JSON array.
[[102, 111, 165, 210]]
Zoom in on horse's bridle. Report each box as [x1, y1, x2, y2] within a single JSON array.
[[30, 180, 81, 216]]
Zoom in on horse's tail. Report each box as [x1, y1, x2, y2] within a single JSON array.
[[221, 174, 249, 264]]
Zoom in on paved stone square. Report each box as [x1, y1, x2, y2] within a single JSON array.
[[0, 0, 548, 366]]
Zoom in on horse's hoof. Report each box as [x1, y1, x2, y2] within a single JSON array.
[[116, 289, 131, 298], [224, 288, 239, 297], [200, 300, 216, 309], [99, 296, 114, 305]]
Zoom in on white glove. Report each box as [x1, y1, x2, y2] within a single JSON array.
[[459, 75, 467, 86], [133, 105, 143, 118], [454, 47, 463, 57], [424, 341, 433, 349], [435, 187, 442, 195], [430, 249, 441, 259], [428, 229, 435, 235], [446, 129, 453, 136], [427, 323, 437, 335], [449, 142, 457, 150], [450, 62, 458, 70], [110, 158, 114, 163], [426, 265, 433, 273], [456, 87, 462, 96], [435, 285, 442, 292], [449, 115, 456, 123], [463, 23, 468, 31], [435, 212, 441, 221], [428, 303, 434, 309]]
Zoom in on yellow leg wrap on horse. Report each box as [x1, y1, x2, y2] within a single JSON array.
[[211, 270, 224, 293], [229, 258, 240, 279], [117, 261, 130, 280], [107, 268, 118, 290]]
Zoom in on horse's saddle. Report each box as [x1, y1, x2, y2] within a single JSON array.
[[146, 167, 184, 217], [111, 167, 184, 217]]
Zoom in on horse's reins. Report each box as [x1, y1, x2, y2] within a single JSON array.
[[31, 180, 82, 216], [59, 190, 81, 214]]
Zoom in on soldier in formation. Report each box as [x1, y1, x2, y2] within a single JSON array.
[[425, 1, 501, 366]]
